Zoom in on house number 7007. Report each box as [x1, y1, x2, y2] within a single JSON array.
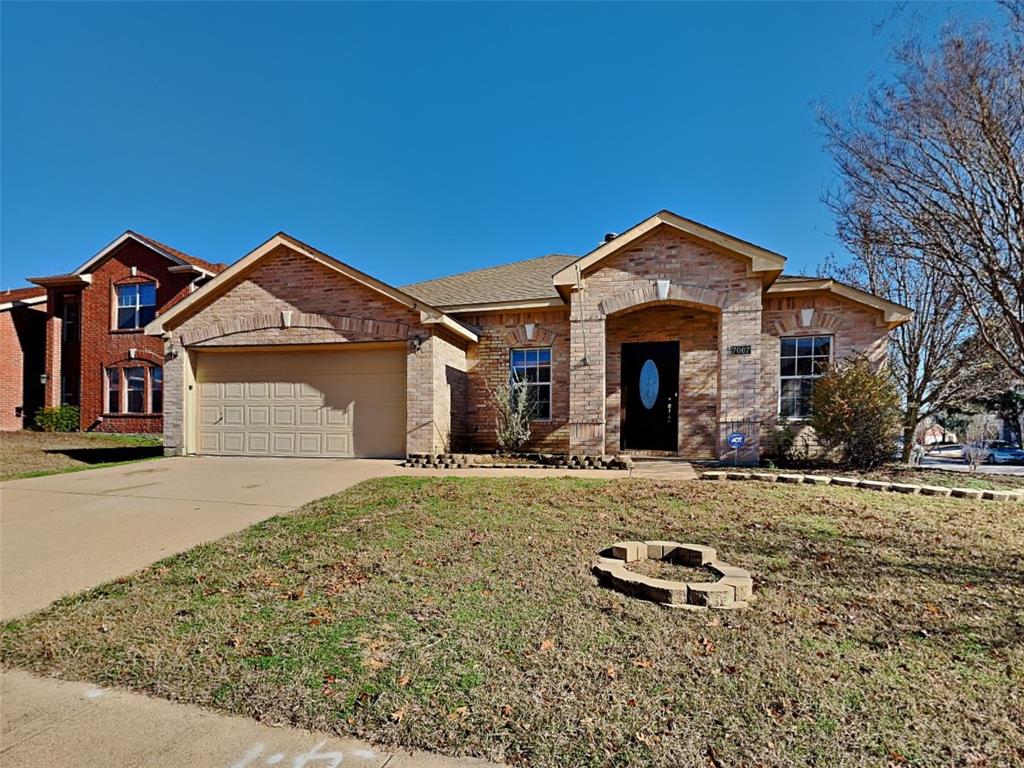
[[729, 345, 752, 355]]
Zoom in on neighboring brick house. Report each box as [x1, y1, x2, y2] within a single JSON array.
[[0, 287, 48, 430], [147, 210, 911, 463], [25, 232, 225, 433]]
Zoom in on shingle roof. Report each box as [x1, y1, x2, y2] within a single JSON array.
[[0, 286, 47, 303], [129, 231, 227, 274], [402, 254, 578, 308]]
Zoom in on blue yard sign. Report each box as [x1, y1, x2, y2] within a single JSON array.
[[727, 432, 746, 450]]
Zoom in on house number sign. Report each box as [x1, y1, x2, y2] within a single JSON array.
[[729, 345, 752, 355]]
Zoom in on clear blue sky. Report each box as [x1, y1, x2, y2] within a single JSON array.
[[0, 1, 1000, 291]]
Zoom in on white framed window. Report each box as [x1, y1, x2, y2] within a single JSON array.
[[115, 283, 156, 330], [104, 365, 161, 415], [510, 347, 552, 421], [779, 335, 832, 419]]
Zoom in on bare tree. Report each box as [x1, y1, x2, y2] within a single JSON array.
[[963, 413, 999, 471], [822, 3, 1024, 378], [828, 225, 1006, 462]]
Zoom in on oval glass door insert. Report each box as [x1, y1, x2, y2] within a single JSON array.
[[639, 359, 659, 409]]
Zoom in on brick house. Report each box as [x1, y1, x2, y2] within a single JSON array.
[[0, 287, 48, 430], [148, 210, 911, 462], [26, 232, 225, 433]]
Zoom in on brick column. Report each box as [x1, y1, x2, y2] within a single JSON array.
[[718, 295, 763, 464], [162, 339, 186, 456], [43, 305, 62, 408], [406, 335, 435, 455], [568, 287, 606, 455]]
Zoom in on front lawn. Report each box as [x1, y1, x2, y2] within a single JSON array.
[[0, 430, 163, 481], [2, 478, 1021, 766]]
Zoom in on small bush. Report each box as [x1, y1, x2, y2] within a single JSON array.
[[810, 357, 901, 469], [34, 405, 80, 432], [762, 417, 810, 465], [487, 380, 532, 453]]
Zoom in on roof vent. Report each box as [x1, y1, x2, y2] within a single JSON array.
[[603, 232, 618, 243]]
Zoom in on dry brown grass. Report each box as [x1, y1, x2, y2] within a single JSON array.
[[0, 431, 162, 481], [2, 477, 1022, 766]]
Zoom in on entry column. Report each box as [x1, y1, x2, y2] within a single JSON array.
[[568, 286, 606, 455], [718, 298, 762, 464]]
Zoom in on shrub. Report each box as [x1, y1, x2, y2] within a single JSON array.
[[810, 357, 901, 469], [762, 417, 810, 465], [487, 379, 532, 453], [34, 405, 80, 432]]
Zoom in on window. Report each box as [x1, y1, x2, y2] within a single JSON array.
[[126, 367, 145, 413], [779, 335, 832, 419], [510, 347, 552, 420], [106, 368, 120, 413], [62, 302, 79, 341], [116, 283, 156, 330], [151, 367, 163, 413]]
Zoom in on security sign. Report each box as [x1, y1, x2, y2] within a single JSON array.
[[727, 432, 746, 450]]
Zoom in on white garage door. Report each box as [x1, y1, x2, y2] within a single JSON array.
[[195, 347, 406, 458]]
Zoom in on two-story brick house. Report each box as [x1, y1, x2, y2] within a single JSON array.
[[27, 232, 225, 433]]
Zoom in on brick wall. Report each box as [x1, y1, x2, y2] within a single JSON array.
[[760, 292, 891, 457], [605, 305, 718, 458], [458, 308, 571, 453], [44, 239, 198, 433], [569, 226, 764, 459], [0, 303, 46, 430], [164, 244, 461, 456]]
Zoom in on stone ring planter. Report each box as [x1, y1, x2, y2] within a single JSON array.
[[592, 540, 752, 610]]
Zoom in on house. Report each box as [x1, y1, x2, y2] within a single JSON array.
[[146, 210, 912, 463], [0, 287, 48, 429], [25, 232, 225, 433]]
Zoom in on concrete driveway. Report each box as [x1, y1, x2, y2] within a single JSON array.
[[0, 456, 402, 621]]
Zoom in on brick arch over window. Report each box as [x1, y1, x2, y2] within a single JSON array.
[[103, 349, 163, 367], [503, 325, 558, 347], [597, 283, 728, 316], [767, 310, 844, 336], [178, 311, 413, 346]]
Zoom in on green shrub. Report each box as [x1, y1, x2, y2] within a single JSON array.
[[34, 405, 80, 432], [810, 357, 901, 469], [762, 417, 809, 465]]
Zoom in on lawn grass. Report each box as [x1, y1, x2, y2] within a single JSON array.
[[0, 431, 163, 481], [2, 477, 1022, 766]]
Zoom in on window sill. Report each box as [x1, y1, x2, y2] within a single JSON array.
[[109, 328, 148, 335], [102, 412, 162, 418]]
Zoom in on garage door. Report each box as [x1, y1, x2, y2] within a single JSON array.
[[195, 347, 406, 458]]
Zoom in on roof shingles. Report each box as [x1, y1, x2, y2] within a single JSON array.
[[402, 254, 577, 308]]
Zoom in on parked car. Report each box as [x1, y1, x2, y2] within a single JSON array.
[[962, 441, 1024, 465]]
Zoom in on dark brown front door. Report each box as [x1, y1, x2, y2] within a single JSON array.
[[621, 341, 679, 451]]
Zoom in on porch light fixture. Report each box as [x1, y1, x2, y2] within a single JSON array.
[[656, 279, 671, 301], [39, 373, 48, 385], [525, 322, 536, 341]]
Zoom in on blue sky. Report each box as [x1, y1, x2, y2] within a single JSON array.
[[0, 1, 1000, 290]]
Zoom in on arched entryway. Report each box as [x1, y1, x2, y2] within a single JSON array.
[[604, 301, 720, 458]]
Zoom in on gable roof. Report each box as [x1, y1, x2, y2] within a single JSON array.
[[552, 210, 787, 293], [145, 232, 478, 343], [766, 275, 913, 327], [127, 231, 227, 275], [0, 286, 47, 311], [402, 254, 577, 310]]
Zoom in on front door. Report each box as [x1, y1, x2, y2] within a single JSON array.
[[621, 341, 679, 451]]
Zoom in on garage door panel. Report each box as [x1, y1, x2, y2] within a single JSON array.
[[196, 348, 406, 458]]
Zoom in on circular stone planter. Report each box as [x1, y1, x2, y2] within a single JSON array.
[[592, 540, 753, 610]]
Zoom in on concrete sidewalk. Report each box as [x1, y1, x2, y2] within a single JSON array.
[[0, 670, 500, 768]]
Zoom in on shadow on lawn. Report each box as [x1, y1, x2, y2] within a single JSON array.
[[44, 446, 164, 464]]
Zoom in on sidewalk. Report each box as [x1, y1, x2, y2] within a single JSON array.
[[1, 670, 501, 768]]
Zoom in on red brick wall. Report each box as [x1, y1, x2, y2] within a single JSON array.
[[57, 239, 198, 433], [0, 303, 46, 430], [458, 308, 571, 453]]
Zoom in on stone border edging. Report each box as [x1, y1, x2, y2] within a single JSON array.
[[403, 453, 633, 470], [592, 541, 752, 610], [700, 471, 1024, 502]]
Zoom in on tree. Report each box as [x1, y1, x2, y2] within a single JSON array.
[[822, 3, 1024, 379], [810, 357, 903, 469], [826, 226, 1004, 462]]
